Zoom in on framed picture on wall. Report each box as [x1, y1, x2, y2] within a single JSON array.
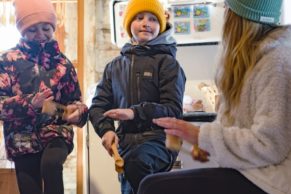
[[169, 1, 225, 45]]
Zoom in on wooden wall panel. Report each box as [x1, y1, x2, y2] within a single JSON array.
[[0, 169, 19, 194]]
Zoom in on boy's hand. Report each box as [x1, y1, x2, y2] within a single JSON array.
[[104, 108, 134, 120], [101, 131, 119, 156]]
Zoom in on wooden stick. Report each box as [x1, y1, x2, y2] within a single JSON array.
[[165, 134, 209, 162], [179, 145, 209, 163], [111, 143, 124, 173], [166, 134, 182, 151], [42, 100, 69, 118]]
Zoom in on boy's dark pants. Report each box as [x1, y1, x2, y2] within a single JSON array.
[[13, 138, 69, 194], [118, 130, 177, 194]]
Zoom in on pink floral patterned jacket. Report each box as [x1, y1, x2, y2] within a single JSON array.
[[0, 39, 87, 160]]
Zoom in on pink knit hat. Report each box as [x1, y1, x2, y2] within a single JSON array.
[[14, 0, 57, 35]]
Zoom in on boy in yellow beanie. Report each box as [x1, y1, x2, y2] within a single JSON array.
[[89, 0, 186, 193], [0, 0, 88, 194]]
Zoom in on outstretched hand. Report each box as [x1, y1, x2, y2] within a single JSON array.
[[153, 117, 199, 145], [153, 117, 210, 162], [104, 108, 134, 120]]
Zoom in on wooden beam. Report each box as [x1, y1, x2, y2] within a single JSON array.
[[77, 0, 84, 194]]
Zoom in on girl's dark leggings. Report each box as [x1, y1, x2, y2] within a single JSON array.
[[137, 168, 268, 194], [13, 138, 69, 194]]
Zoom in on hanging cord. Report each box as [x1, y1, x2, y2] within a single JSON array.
[[86, 120, 91, 194]]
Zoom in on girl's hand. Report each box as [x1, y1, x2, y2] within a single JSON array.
[[32, 88, 53, 108], [101, 131, 119, 156], [153, 117, 200, 145], [104, 108, 134, 120], [63, 103, 87, 124]]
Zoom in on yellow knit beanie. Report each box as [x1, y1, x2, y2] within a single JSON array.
[[123, 0, 166, 37]]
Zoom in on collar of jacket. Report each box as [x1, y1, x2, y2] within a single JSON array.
[[16, 38, 65, 70], [121, 23, 177, 57]]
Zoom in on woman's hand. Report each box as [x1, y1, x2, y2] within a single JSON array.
[[153, 117, 210, 162], [153, 117, 200, 145], [104, 108, 134, 120], [101, 131, 119, 156]]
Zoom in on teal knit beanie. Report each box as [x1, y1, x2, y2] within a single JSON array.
[[225, 0, 283, 25]]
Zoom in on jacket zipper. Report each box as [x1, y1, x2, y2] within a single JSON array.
[[130, 52, 135, 105], [136, 72, 141, 102]]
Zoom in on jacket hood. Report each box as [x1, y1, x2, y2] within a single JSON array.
[[121, 24, 177, 57], [146, 23, 176, 46]]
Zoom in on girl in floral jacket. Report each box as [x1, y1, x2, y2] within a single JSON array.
[[0, 0, 87, 194]]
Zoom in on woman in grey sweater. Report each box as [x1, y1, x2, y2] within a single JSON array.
[[138, 0, 291, 194]]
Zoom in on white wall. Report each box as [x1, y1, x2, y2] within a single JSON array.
[[281, 0, 291, 25], [176, 45, 219, 80], [87, 122, 121, 194], [176, 44, 220, 112]]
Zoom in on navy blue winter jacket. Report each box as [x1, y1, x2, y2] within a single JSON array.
[[89, 26, 186, 137]]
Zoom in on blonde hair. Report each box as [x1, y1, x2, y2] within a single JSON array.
[[216, 8, 275, 123]]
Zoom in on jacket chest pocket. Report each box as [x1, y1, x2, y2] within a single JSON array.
[[137, 68, 159, 102], [142, 70, 153, 80], [141, 67, 159, 87], [140, 65, 156, 82]]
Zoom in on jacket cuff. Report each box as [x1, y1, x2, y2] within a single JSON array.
[[96, 127, 115, 138]]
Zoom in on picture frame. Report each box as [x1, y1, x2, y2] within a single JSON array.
[[169, 1, 225, 45]]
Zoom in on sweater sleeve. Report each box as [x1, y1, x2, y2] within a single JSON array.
[[199, 57, 291, 169]]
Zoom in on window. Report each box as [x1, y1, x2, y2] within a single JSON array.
[[0, 25, 20, 52], [282, 0, 291, 25], [0, 2, 20, 52]]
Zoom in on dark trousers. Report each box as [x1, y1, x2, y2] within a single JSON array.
[[119, 131, 176, 194], [137, 168, 268, 194], [13, 138, 69, 194]]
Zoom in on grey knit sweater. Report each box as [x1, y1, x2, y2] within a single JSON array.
[[200, 26, 291, 194]]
